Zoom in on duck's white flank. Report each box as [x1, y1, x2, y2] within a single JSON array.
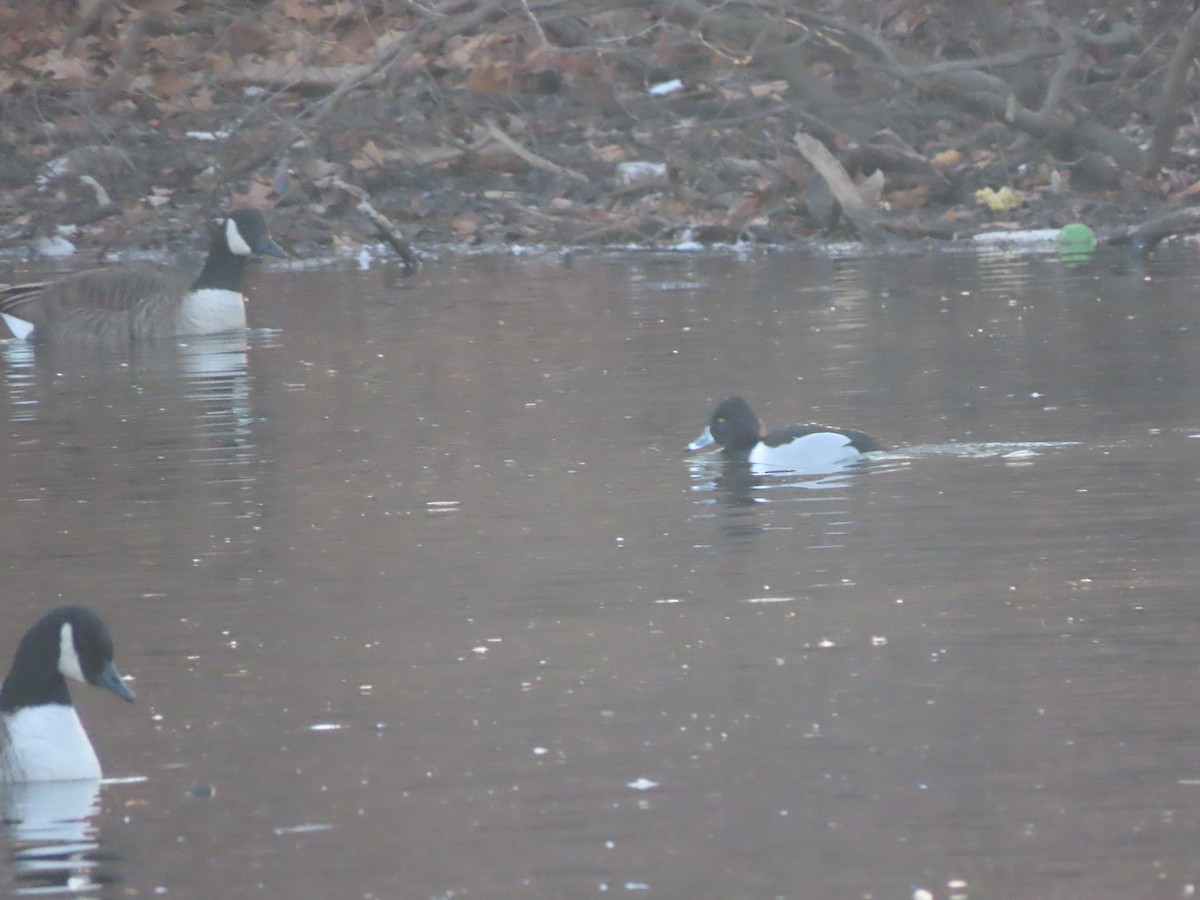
[[177, 288, 247, 334], [2, 705, 102, 782], [747, 431, 860, 472]]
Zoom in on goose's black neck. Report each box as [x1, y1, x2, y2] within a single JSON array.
[[1, 641, 70, 712], [191, 233, 246, 292]]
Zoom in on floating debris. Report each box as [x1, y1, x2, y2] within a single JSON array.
[[273, 823, 333, 836]]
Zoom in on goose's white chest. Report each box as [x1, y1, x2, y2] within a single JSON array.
[[176, 288, 247, 335], [2, 705, 101, 782]]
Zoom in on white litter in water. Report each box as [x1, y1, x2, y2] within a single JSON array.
[[309, 723, 343, 732], [648, 78, 683, 96], [616, 161, 667, 186], [626, 777, 658, 791], [972, 228, 1060, 244], [273, 823, 333, 836], [186, 130, 231, 141], [32, 235, 76, 257]]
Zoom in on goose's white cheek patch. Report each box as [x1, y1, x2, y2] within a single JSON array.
[[58, 622, 86, 684], [226, 218, 253, 256]]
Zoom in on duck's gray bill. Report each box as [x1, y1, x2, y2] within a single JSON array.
[[687, 426, 715, 452]]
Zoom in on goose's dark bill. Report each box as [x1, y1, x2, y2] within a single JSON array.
[[95, 660, 135, 703]]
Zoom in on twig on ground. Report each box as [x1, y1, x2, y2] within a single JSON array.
[[483, 119, 589, 184]]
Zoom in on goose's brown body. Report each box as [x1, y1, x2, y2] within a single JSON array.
[[0, 210, 285, 343]]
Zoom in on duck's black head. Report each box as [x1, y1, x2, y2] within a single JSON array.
[[706, 396, 766, 452]]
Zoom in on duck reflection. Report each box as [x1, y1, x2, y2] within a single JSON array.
[[687, 451, 868, 507]]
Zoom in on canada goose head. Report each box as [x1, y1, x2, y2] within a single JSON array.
[[1, 606, 134, 782], [0, 606, 135, 711], [224, 209, 288, 259], [192, 209, 287, 291]]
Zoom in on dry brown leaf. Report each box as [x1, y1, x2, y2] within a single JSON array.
[[932, 149, 964, 169], [190, 86, 214, 111], [227, 20, 272, 61], [351, 140, 392, 171], [749, 80, 788, 99], [466, 61, 516, 94], [451, 213, 481, 235], [277, 0, 328, 25], [152, 70, 193, 98], [594, 144, 626, 163], [232, 179, 274, 207], [729, 193, 767, 221], [886, 184, 929, 212], [443, 33, 505, 69], [40, 48, 91, 82], [1172, 178, 1200, 199], [360, 140, 385, 167]]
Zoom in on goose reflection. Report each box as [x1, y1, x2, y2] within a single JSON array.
[[1, 330, 276, 567], [2, 779, 122, 894]]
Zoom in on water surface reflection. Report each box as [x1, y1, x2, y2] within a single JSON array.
[[2, 247, 1200, 897]]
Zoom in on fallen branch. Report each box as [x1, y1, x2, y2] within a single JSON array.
[[1146, 7, 1200, 172], [1109, 206, 1200, 253], [327, 178, 420, 273], [927, 72, 1146, 172], [792, 132, 894, 244]]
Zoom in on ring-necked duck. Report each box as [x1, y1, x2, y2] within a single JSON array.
[[688, 395, 883, 472], [1, 606, 134, 782]]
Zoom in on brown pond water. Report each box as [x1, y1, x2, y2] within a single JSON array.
[[2, 245, 1200, 898]]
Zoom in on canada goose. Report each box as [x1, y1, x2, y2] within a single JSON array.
[[0, 209, 286, 342], [1, 606, 135, 783], [688, 395, 884, 473]]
